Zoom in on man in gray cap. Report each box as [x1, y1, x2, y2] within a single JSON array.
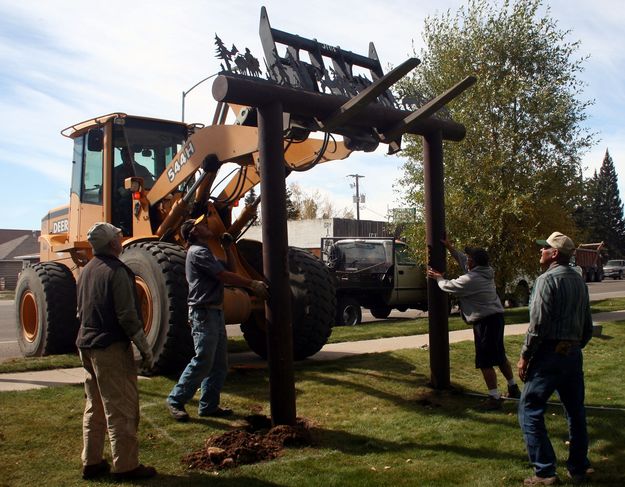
[[518, 232, 594, 486], [166, 214, 269, 421], [427, 237, 519, 410], [76, 222, 156, 481]]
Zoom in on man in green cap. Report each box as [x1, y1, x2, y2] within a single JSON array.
[[518, 231, 594, 485]]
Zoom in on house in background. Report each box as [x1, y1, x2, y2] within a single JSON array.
[[0, 230, 40, 290]]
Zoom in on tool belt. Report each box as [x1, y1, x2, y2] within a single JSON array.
[[541, 339, 580, 355]]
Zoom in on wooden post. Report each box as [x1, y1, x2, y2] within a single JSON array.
[[423, 129, 450, 389], [257, 101, 297, 425]]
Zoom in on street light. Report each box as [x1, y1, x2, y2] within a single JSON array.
[[181, 73, 218, 122]]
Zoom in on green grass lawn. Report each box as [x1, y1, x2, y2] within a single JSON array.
[[2, 297, 624, 374], [1, 322, 624, 486]]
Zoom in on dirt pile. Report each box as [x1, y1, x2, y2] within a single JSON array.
[[182, 415, 312, 471]]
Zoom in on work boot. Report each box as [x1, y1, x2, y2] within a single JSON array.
[[507, 384, 521, 399], [113, 464, 157, 481], [82, 459, 110, 480], [166, 400, 189, 422], [478, 396, 503, 411], [523, 475, 559, 485], [199, 406, 233, 418]]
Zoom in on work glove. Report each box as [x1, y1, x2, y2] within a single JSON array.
[[131, 330, 154, 371], [220, 232, 234, 249], [249, 280, 269, 300]]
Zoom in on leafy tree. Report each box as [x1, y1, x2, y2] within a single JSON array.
[[588, 149, 625, 257], [287, 183, 351, 220], [572, 172, 597, 242], [396, 0, 594, 293]]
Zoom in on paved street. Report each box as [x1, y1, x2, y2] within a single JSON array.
[[2, 279, 625, 362]]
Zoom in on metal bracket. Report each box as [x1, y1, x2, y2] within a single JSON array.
[[316, 58, 420, 132], [379, 76, 477, 143]]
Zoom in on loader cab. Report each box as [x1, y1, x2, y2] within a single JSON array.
[[69, 115, 187, 238]]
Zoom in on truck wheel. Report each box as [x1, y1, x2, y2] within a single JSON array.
[[594, 270, 603, 282], [240, 246, 336, 360], [121, 241, 193, 374], [370, 306, 392, 319], [336, 296, 362, 326], [15, 262, 79, 357], [585, 270, 594, 283]]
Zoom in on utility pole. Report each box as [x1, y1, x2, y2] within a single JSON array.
[[347, 174, 365, 236]]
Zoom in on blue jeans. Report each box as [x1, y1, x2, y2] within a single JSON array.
[[518, 344, 591, 478], [167, 307, 228, 414]]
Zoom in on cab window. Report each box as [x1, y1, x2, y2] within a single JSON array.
[[70, 130, 103, 204], [395, 244, 416, 265]]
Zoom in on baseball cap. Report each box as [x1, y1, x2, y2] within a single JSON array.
[[180, 214, 206, 242], [464, 247, 489, 266], [87, 222, 122, 253], [536, 231, 575, 256]]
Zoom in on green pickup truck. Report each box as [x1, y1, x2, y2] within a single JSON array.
[[321, 237, 428, 325]]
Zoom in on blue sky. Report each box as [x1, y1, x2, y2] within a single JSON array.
[[1, 0, 623, 230]]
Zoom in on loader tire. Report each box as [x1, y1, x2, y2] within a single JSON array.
[[240, 246, 336, 360], [121, 241, 192, 374], [15, 262, 79, 357]]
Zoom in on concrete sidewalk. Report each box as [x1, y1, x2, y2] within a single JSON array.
[[1, 310, 622, 392]]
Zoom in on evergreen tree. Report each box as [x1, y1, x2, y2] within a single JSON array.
[[285, 186, 300, 220], [396, 0, 594, 292], [590, 149, 625, 257]]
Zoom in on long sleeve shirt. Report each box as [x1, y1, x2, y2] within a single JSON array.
[[521, 262, 593, 359], [434, 248, 504, 322], [111, 265, 143, 337]]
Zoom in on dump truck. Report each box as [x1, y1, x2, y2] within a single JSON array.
[[14, 8, 472, 373], [321, 237, 428, 325], [575, 242, 605, 282]]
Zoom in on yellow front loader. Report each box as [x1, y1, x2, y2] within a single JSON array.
[[15, 109, 351, 372]]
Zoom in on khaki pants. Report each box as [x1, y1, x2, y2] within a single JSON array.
[[79, 341, 139, 473]]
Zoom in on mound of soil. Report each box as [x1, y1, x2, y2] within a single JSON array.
[[182, 415, 312, 471]]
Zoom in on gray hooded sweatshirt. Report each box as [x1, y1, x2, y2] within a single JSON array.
[[434, 248, 504, 322]]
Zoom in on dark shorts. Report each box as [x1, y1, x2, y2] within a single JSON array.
[[472, 313, 507, 369]]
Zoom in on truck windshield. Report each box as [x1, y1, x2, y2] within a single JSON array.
[[338, 242, 388, 268], [113, 118, 187, 188]]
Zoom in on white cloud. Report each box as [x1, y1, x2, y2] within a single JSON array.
[[1, 0, 624, 230]]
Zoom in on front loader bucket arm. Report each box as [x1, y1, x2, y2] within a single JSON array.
[[215, 137, 352, 203], [147, 124, 260, 206]]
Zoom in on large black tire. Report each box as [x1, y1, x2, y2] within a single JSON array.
[[15, 262, 79, 356], [240, 246, 336, 360], [370, 306, 392, 319], [336, 296, 362, 326], [120, 241, 192, 374]]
